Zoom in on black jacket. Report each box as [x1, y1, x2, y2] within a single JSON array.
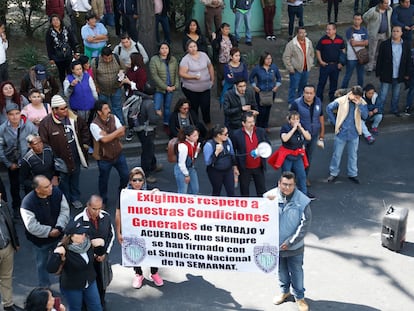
[[47, 246, 96, 290], [223, 87, 257, 130], [231, 126, 269, 171], [376, 39, 411, 83], [0, 200, 19, 250]]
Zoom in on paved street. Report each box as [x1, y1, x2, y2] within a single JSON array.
[[5, 121, 414, 311]]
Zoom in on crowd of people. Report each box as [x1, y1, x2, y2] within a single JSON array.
[[0, 0, 413, 310]]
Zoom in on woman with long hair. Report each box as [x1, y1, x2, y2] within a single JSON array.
[[45, 14, 78, 85], [149, 42, 179, 135], [115, 167, 164, 289], [22, 89, 51, 127], [24, 287, 65, 311], [168, 98, 206, 139], [182, 19, 208, 54], [249, 51, 282, 131], [203, 124, 238, 196], [174, 125, 200, 194], [0, 81, 29, 124]]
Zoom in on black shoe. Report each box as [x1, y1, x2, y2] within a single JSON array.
[[348, 176, 360, 184], [307, 192, 316, 200], [327, 175, 337, 183], [4, 304, 24, 311], [404, 107, 411, 116], [125, 129, 134, 141]]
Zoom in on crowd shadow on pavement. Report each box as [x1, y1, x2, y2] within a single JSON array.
[[106, 273, 257, 311], [307, 243, 414, 303], [306, 298, 381, 311], [397, 241, 414, 257]]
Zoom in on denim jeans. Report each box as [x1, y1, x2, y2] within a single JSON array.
[[361, 120, 371, 138], [376, 79, 401, 114], [59, 161, 81, 203], [329, 135, 359, 177], [61, 280, 103, 311], [101, 13, 115, 27], [341, 59, 364, 89], [32, 241, 58, 287], [369, 113, 383, 128], [234, 10, 252, 42], [97, 154, 129, 204], [154, 91, 173, 125], [155, 14, 171, 44], [279, 253, 305, 300], [99, 88, 124, 125], [288, 70, 309, 104], [281, 156, 307, 195], [174, 165, 199, 194], [287, 5, 304, 37], [316, 63, 340, 102]]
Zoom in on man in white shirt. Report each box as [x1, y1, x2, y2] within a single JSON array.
[[0, 21, 8, 84]]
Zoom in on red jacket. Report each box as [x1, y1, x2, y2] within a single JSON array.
[[267, 145, 309, 170]]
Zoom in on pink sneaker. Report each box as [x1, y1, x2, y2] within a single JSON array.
[[132, 274, 144, 289], [151, 273, 164, 286]]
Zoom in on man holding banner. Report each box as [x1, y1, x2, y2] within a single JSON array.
[[264, 171, 312, 311]]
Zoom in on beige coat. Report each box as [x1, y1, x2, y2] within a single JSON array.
[[282, 36, 314, 73]]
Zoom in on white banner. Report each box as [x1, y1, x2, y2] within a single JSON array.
[[120, 190, 279, 273]]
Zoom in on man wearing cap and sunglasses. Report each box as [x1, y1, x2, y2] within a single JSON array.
[[39, 95, 90, 210]]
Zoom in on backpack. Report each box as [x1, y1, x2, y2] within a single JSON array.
[[94, 53, 121, 69], [122, 94, 143, 128], [167, 137, 178, 163], [118, 43, 141, 56]]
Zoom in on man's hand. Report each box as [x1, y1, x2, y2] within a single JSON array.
[[49, 228, 61, 238]]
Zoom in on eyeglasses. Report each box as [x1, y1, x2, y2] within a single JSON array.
[[281, 183, 295, 188], [132, 178, 144, 182]]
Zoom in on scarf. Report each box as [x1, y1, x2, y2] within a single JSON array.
[[67, 237, 91, 254]]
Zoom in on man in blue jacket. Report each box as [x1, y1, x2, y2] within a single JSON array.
[[264, 171, 312, 311]]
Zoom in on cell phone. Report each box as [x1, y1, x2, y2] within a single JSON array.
[[54, 297, 61, 310]]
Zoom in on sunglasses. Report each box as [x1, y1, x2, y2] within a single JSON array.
[[132, 178, 144, 182]]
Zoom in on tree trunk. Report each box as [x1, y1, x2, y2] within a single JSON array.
[[137, 0, 156, 58], [0, 0, 7, 25]]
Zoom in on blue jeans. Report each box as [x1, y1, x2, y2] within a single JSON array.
[[341, 59, 364, 89], [405, 78, 414, 109], [174, 165, 199, 194], [155, 14, 171, 44], [234, 10, 252, 42], [316, 63, 340, 102], [97, 154, 129, 204], [101, 13, 115, 27], [281, 156, 307, 195], [32, 241, 58, 287], [154, 91, 173, 125], [288, 70, 309, 104], [287, 5, 304, 37], [61, 280, 103, 311], [279, 253, 305, 300], [99, 88, 124, 125], [376, 79, 401, 114], [59, 161, 81, 203], [329, 135, 359, 177]]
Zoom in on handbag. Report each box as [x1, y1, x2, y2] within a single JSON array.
[[54, 157, 68, 173], [259, 91, 275, 106], [354, 48, 369, 65], [100, 256, 113, 289]]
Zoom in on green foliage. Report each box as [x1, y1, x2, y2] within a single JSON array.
[[9, 0, 48, 37], [15, 43, 49, 68], [242, 50, 260, 69]]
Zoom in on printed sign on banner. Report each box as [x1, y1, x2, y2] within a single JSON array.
[[120, 190, 279, 273]]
